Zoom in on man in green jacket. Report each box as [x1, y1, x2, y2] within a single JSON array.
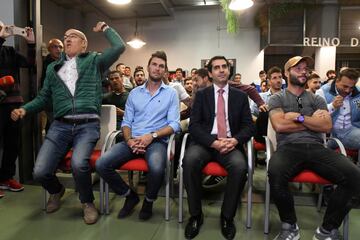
[[11, 21, 125, 224]]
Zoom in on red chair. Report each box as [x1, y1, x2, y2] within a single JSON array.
[[102, 133, 176, 221], [42, 105, 117, 214], [263, 128, 350, 239], [336, 148, 358, 163], [178, 133, 254, 229]]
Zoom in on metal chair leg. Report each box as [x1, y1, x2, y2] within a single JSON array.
[[43, 189, 47, 210], [99, 177, 104, 214], [264, 177, 270, 234], [343, 214, 349, 240]]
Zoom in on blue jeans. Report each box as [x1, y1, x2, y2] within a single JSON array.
[[96, 140, 167, 201], [330, 126, 360, 162], [33, 120, 100, 203]]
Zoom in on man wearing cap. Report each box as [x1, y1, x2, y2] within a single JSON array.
[[11, 22, 125, 224], [268, 56, 360, 240]]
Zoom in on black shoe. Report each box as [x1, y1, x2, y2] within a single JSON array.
[[117, 190, 139, 218], [202, 176, 226, 189], [220, 216, 236, 240], [184, 213, 204, 239], [138, 199, 153, 220]]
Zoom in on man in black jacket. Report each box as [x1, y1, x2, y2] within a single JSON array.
[[182, 56, 255, 240], [0, 23, 35, 196]]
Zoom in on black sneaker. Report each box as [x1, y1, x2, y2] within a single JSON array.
[[118, 190, 140, 218], [139, 199, 153, 221], [202, 176, 226, 189]]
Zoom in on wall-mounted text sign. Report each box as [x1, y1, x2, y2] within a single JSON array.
[[303, 37, 359, 47]]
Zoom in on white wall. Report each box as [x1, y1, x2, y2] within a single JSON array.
[[40, 3, 263, 84], [84, 8, 263, 84], [0, 0, 15, 46], [315, 47, 336, 80], [41, 0, 84, 45]]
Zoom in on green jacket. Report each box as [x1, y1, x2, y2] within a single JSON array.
[[23, 27, 125, 118]]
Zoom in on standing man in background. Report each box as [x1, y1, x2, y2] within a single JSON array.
[[0, 22, 35, 198]]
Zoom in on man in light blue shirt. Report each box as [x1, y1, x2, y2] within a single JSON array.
[[96, 51, 180, 221]]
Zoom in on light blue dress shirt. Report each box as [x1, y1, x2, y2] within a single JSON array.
[[121, 81, 181, 138]]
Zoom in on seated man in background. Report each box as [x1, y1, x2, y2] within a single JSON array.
[[183, 56, 254, 240], [306, 72, 321, 94], [96, 51, 180, 221], [102, 70, 129, 129], [316, 68, 360, 163], [250, 66, 283, 146], [184, 77, 193, 97], [11, 22, 125, 224], [133, 66, 146, 86], [268, 56, 360, 240]]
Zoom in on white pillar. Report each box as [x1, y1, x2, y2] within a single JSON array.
[[315, 46, 336, 82]]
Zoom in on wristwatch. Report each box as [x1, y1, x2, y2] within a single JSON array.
[[151, 132, 158, 139], [295, 114, 305, 123]]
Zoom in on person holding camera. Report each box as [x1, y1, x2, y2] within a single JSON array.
[[0, 22, 35, 198]]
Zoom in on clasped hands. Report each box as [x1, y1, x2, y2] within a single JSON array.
[[211, 138, 238, 155], [127, 134, 153, 154]]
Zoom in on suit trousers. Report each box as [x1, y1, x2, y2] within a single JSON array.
[[182, 143, 248, 219]]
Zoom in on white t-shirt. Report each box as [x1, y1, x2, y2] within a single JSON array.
[[169, 82, 189, 102]]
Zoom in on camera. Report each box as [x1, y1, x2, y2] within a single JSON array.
[[0, 21, 27, 37]]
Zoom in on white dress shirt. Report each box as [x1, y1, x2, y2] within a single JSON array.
[[316, 88, 352, 130], [58, 56, 78, 96]]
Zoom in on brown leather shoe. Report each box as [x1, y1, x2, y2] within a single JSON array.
[[46, 186, 65, 213], [83, 203, 99, 225]]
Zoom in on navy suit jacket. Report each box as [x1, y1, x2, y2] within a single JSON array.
[[189, 85, 255, 149]]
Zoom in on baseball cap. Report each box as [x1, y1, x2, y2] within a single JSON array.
[[284, 56, 314, 72]]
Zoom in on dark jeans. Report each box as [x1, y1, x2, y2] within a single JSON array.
[[182, 143, 248, 219], [0, 103, 20, 181], [268, 143, 360, 230], [33, 120, 100, 203], [96, 140, 167, 201]]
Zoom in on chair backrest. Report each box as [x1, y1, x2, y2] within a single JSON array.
[[95, 105, 117, 150]]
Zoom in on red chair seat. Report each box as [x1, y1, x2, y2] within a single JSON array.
[[202, 162, 228, 176], [119, 158, 149, 172], [59, 150, 101, 171], [335, 148, 358, 157], [253, 139, 266, 151], [291, 170, 330, 185]]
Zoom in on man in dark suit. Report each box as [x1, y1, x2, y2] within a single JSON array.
[[182, 56, 255, 239]]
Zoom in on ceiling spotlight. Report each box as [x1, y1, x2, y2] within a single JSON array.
[[127, 38, 146, 49], [229, 0, 254, 11], [107, 0, 131, 5], [127, 20, 146, 49]]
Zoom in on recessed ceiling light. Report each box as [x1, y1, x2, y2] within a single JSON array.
[[107, 0, 131, 5], [229, 0, 254, 11]]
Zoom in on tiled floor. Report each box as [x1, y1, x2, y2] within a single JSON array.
[[1, 167, 359, 240]]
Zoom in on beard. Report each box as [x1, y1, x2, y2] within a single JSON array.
[[289, 72, 307, 87], [149, 73, 163, 82]]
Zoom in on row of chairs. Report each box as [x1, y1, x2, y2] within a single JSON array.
[[44, 105, 352, 239]]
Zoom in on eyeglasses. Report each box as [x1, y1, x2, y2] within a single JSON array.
[[296, 97, 303, 111], [50, 45, 63, 49]]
